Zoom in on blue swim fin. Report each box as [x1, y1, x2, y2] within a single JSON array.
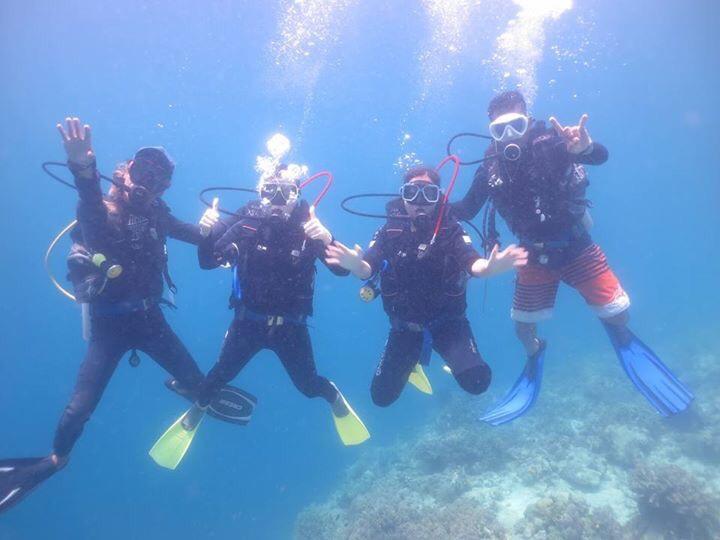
[[480, 341, 546, 426], [604, 324, 694, 416]]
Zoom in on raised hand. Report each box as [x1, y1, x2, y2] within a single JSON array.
[[473, 244, 528, 277], [56, 117, 94, 165], [549, 114, 592, 154], [303, 206, 332, 246], [200, 197, 220, 237], [325, 241, 371, 279]]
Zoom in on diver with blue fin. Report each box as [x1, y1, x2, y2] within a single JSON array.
[[149, 135, 369, 470], [329, 163, 528, 407], [448, 91, 694, 424], [0, 118, 254, 515]]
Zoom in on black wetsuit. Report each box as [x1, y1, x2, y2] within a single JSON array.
[[452, 121, 608, 267], [53, 165, 206, 457], [196, 200, 348, 406], [362, 199, 491, 406]]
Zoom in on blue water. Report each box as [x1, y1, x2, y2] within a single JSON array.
[[1, 1, 718, 538]]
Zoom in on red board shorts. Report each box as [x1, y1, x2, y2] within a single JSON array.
[[511, 243, 630, 323]]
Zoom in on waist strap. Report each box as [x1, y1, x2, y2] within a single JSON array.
[[390, 317, 451, 366], [235, 306, 307, 326], [90, 296, 169, 316]]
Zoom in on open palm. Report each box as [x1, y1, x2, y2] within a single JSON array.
[[57, 117, 94, 165]]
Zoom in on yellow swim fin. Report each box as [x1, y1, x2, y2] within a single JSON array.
[[408, 364, 433, 395], [330, 384, 370, 446], [149, 408, 204, 470]]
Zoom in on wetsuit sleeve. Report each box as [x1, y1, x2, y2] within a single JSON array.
[[313, 239, 350, 276], [450, 225, 482, 273], [164, 212, 205, 246], [450, 165, 490, 221], [205, 218, 256, 269], [362, 227, 386, 275], [71, 161, 112, 246], [573, 142, 608, 165], [197, 214, 240, 269]]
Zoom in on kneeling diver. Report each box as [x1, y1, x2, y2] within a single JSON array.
[[327, 164, 528, 407]]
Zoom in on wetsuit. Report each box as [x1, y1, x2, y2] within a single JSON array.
[[362, 199, 492, 406], [196, 200, 348, 406], [451, 120, 629, 322], [53, 164, 206, 457]]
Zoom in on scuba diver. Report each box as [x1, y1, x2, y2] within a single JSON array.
[[451, 91, 694, 425], [0, 117, 250, 515], [148, 147, 370, 470], [326, 165, 528, 407]]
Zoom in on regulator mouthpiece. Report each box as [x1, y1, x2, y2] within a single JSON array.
[[503, 143, 521, 161]]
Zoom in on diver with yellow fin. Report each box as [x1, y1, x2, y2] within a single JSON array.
[[330, 162, 528, 407], [149, 135, 369, 470], [0, 118, 253, 515]]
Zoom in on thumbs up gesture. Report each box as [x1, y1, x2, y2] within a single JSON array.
[[303, 206, 332, 246], [200, 197, 220, 237]]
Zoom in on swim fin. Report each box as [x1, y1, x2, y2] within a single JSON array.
[[329, 383, 370, 446], [0, 457, 59, 514], [408, 364, 433, 395], [604, 324, 694, 416], [149, 407, 205, 470], [165, 378, 257, 425], [480, 341, 546, 426]]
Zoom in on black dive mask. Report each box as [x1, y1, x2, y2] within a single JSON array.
[[128, 147, 174, 206], [259, 181, 299, 221]]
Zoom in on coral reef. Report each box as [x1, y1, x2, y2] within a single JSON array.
[[295, 344, 719, 539], [514, 493, 624, 540], [629, 463, 720, 539]]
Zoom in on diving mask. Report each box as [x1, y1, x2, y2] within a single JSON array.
[[128, 147, 173, 205], [489, 112, 529, 142], [260, 181, 299, 205], [400, 182, 441, 205]]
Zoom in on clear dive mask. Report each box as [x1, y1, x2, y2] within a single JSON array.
[[400, 182, 441, 205], [489, 112, 529, 142]]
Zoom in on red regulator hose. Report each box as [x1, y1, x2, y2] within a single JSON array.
[[300, 171, 334, 209], [430, 154, 461, 240]]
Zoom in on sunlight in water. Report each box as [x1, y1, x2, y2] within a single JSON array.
[[417, 0, 477, 102], [271, 0, 357, 87], [256, 133, 308, 188], [492, 0, 573, 105]]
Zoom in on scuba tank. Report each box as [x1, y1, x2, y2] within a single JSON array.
[[46, 221, 124, 343]]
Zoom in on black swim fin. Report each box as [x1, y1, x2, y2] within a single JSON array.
[[0, 457, 60, 514], [165, 379, 257, 426]]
